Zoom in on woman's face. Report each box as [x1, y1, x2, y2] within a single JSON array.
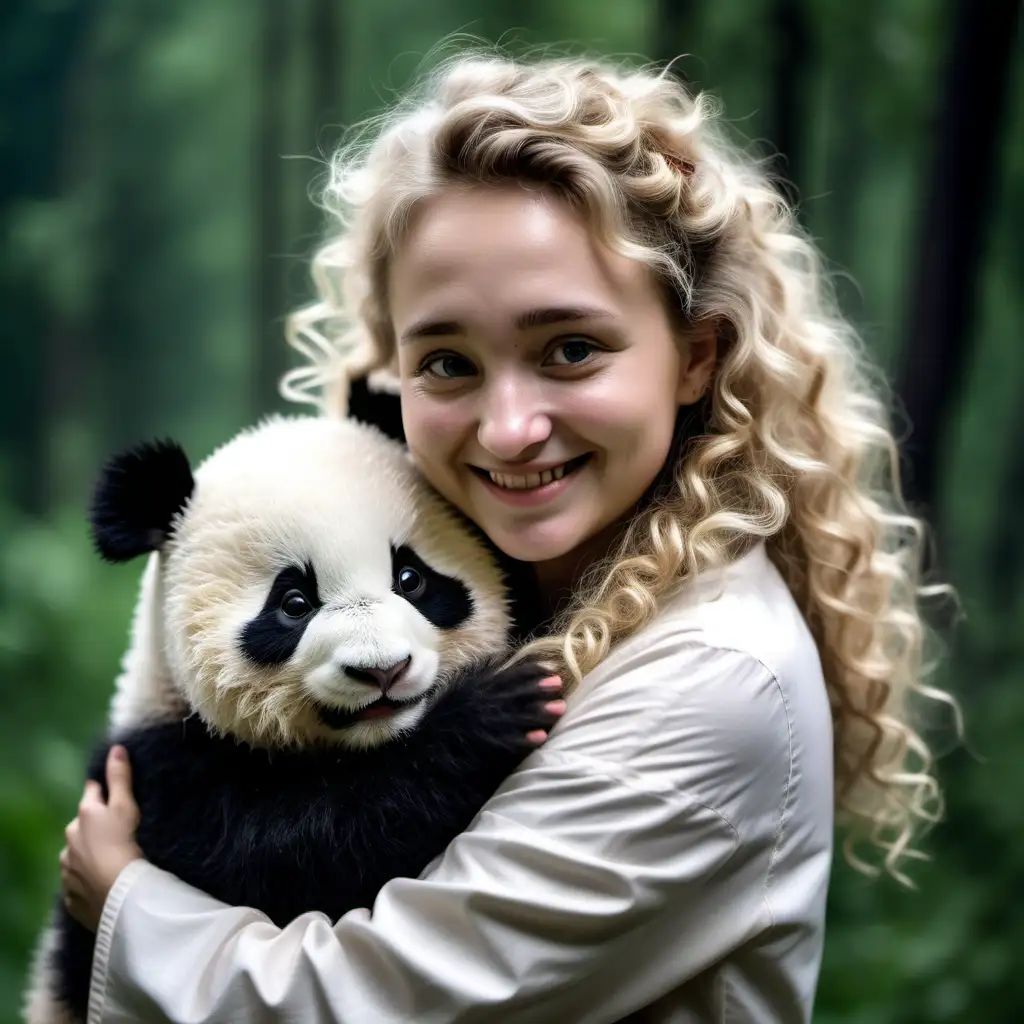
[[388, 184, 715, 575]]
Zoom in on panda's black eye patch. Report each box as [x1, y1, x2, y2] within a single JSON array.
[[240, 564, 321, 666], [391, 544, 472, 630]]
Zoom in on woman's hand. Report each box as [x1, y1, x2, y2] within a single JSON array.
[[60, 745, 145, 932]]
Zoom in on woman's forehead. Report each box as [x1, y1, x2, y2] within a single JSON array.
[[388, 186, 662, 334]]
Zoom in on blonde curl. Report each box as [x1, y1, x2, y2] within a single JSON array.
[[282, 42, 959, 884]]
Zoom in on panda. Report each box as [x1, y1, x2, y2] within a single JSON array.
[[24, 414, 557, 1024]]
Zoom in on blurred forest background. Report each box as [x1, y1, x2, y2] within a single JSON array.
[[1, 0, 1021, 1020]]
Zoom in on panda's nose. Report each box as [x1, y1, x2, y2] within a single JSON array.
[[345, 656, 411, 694]]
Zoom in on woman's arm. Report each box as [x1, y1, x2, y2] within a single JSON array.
[[88, 639, 792, 1024]]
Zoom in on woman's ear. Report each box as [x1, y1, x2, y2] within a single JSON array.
[[675, 317, 719, 405]]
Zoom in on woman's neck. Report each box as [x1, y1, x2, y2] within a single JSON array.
[[530, 520, 625, 622]]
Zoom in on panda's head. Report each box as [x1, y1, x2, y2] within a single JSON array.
[[91, 416, 511, 750]]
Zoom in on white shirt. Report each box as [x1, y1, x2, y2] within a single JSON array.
[[88, 541, 834, 1023]]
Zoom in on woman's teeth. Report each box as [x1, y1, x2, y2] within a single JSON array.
[[488, 463, 568, 490]]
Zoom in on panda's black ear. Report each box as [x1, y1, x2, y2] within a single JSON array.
[[347, 375, 405, 444], [89, 440, 195, 563]]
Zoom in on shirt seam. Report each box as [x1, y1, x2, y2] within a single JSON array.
[[579, 639, 796, 846], [691, 647, 793, 932], [623, 638, 796, 931], [762, 665, 795, 931]]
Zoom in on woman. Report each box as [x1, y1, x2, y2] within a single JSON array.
[[60, 50, 950, 1022]]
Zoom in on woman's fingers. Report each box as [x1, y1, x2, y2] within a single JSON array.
[[80, 780, 103, 809], [106, 746, 129, 797], [60, 844, 80, 896], [105, 745, 140, 822]]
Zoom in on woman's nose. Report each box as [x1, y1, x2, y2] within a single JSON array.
[[476, 382, 552, 461]]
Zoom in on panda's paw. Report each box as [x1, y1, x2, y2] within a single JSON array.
[[466, 659, 565, 753]]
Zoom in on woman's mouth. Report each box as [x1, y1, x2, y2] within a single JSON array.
[[471, 454, 592, 505]]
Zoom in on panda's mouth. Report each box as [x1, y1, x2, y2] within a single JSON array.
[[315, 691, 432, 731]]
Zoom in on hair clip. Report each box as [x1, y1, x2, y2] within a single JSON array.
[[664, 153, 695, 177]]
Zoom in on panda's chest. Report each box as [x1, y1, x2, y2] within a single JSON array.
[[117, 718, 451, 923], [125, 718, 439, 851]]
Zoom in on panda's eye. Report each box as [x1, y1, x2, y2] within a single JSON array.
[[397, 567, 425, 599], [280, 589, 312, 619]]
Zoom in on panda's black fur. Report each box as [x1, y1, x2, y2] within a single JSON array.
[[53, 656, 553, 1019], [36, 399, 556, 1024]]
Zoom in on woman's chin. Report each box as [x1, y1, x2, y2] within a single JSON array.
[[487, 516, 607, 568], [485, 524, 577, 565]]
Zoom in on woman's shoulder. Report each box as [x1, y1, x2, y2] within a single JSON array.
[[585, 542, 822, 695], [558, 543, 833, 837]]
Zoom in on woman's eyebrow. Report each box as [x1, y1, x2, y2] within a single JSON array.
[[399, 305, 617, 344]]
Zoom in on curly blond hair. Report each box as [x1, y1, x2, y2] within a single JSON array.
[[282, 46, 957, 883]]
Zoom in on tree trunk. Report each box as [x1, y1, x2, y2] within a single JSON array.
[[44, 4, 102, 511], [254, 0, 291, 417], [768, 0, 810, 211], [992, 398, 1024, 607], [309, 0, 341, 133], [894, 0, 1020, 520], [652, 0, 696, 73], [303, 0, 341, 249], [0, 0, 98, 513]]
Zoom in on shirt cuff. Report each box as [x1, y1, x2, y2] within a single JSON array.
[[88, 857, 154, 1023]]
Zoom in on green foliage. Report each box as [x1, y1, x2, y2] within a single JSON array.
[[1, 0, 1021, 1021], [0, 505, 140, 1021]]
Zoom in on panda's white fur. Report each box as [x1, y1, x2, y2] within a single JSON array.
[[109, 415, 512, 749], [24, 415, 537, 1024], [22, 926, 74, 1024], [107, 555, 180, 729]]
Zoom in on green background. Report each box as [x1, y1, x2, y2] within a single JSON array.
[[1, 1, 1021, 1020]]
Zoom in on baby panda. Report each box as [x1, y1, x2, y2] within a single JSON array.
[[25, 415, 557, 1024]]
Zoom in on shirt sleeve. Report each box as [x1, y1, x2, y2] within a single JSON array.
[[88, 638, 789, 1024]]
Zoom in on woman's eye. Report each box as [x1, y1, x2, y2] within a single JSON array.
[[421, 353, 476, 379], [546, 339, 600, 367], [281, 590, 312, 619], [397, 567, 425, 597]]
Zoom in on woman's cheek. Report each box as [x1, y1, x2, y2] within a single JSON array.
[[560, 380, 648, 444], [581, 369, 679, 439], [401, 393, 468, 485], [405, 401, 459, 449], [401, 381, 438, 438]]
